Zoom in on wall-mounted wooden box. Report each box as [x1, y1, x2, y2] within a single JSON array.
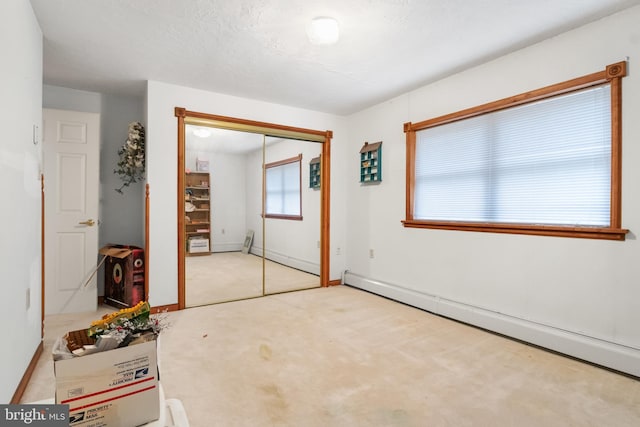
[[309, 156, 320, 189], [360, 141, 382, 183]]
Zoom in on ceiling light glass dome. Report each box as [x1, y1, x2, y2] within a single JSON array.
[[307, 17, 340, 45]]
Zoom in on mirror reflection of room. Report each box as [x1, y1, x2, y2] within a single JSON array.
[[263, 136, 321, 295], [184, 125, 321, 307]]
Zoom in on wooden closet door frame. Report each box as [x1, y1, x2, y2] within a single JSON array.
[[174, 107, 334, 309]]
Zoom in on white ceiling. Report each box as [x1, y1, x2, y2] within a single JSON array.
[[29, 0, 640, 115], [186, 125, 263, 153]]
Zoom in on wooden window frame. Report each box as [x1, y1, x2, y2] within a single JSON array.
[[264, 153, 303, 221], [403, 62, 628, 241]]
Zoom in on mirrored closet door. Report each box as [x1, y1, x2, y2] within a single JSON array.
[[178, 112, 330, 308], [263, 136, 321, 295], [184, 126, 264, 306]]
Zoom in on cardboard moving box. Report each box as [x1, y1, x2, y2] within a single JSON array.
[[187, 237, 209, 253], [55, 338, 159, 427]]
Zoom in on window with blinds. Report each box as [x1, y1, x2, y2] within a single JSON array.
[[415, 85, 611, 225], [265, 154, 302, 220], [403, 62, 627, 240]]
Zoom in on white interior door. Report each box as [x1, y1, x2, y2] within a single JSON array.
[[44, 108, 100, 314]]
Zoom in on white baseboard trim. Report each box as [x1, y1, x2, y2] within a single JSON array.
[[249, 245, 263, 259], [344, 271, 640, 377], [249, 246, 319, 275], [212, 242, 243, 252], [265, 249, 319, 275]]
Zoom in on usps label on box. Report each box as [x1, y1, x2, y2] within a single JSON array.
[[55, 339, 160, 427]]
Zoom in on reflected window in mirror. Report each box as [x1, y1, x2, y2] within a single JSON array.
[[265, 154, 302, 220]]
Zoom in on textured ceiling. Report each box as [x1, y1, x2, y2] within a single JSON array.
[[186, 125, 263, 154], [29, 0, 640, 115]]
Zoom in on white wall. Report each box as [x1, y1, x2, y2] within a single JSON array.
[[146, 81, 348, 306], [99, 93, 145, 254], [212, 153, 249, 251], [43, 86, 145, 294], [246, 147, 263, 253], [0, 0, 42, 402], [43, 85, 101, 113], [345, 6, 640, 376]]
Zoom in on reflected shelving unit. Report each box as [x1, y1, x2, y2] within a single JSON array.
[[185, 171, 211, 256]]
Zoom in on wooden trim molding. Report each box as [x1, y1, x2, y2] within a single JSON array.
[[176, 111, 186, 310], [606, 61, 626, 79], [402, 220, 628, 241], [404, 128, 416, 222], [403, 62, 628, 241], [182, 110, 327, 142], [405, 62, 625, 133], [264, 153, 302, 169], [40, 174, 45, 338], [11, 341, 43, 404], [321, 133, 332, 287], [175, 108, 334, 307], [609, 68, 624, 229], [175, 107, 186, 118], [150, 303, 180, 314], [145, 183, 150, 302], [328, 279, 341, 287], [264, 214, 304, 221], [262, 135, 266, 297]]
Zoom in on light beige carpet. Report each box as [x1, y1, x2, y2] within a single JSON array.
[[21, 286, 640, 427], [185, 252, 319, 306]]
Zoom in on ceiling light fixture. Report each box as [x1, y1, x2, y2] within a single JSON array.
[[192, 127, 212, 138], [306, 17, 340, 45]]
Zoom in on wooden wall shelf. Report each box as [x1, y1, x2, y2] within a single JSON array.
[[309, 156, 320, 189], [360, 141, 382, 183]]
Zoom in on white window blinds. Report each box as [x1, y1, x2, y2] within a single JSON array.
[[265, 160, 301, 216], [414, 84, 611, 226]]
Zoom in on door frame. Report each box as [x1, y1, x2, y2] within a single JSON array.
[[174, 107, 332, 309]]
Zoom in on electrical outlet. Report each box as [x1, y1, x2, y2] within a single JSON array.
[[369, 249, 375, 259], [336, 247, 341, 255]]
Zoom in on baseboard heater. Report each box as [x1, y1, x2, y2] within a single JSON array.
[[344, 271, 640, 378]]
